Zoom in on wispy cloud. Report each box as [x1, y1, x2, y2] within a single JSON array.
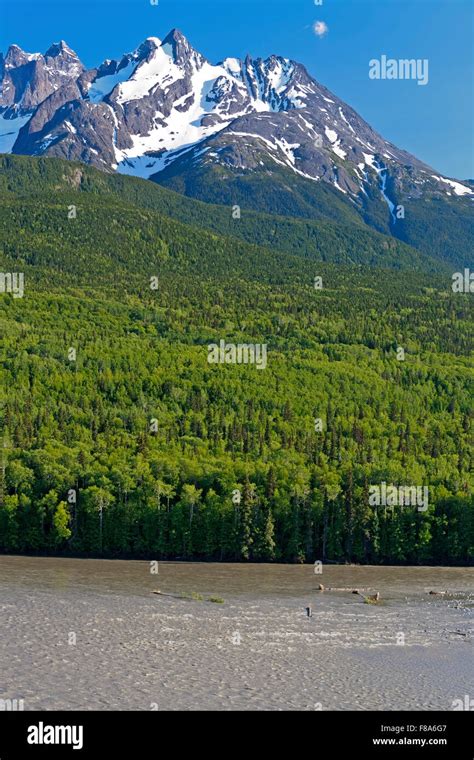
[[313, 21, 328, 38]]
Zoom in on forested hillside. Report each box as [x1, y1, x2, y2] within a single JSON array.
[[0, 156, 472, 564], [0, 156, 446, 272], [154, 159, 474, 270]]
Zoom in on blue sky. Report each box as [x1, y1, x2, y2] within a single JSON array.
[[0, 0, 472, 178]]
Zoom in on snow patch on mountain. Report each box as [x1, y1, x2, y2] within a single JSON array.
[[116, 45, 183, 104], [325, 127, 346, 160], [116, 58, 248, 173], [274, 137, 300, 166], [339, 107, 355, 134], [88, 60, 139, 103], [222, 58, 241, 77], [363, 153, 377, 169], [0, 109, 32, 152], [431, 175, 473, 196], [370, 159, 396, 222], [266, 59, 294, 93]]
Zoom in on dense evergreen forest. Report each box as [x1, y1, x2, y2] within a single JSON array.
[[0, 156, 472, 565], [153, 153, 474, 270]]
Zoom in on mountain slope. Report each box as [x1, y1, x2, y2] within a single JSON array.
[[0, 154, 448, 271], [0, 30, 472, 267], [1, 154, 472, 564], [154, 152, 474, 269]]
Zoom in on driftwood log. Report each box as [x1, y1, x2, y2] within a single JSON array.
[[317, 584, 376, 593], [316, 584, 381, 602]]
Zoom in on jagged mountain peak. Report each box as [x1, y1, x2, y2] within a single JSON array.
[[144, 36, 162, 46], [44, 40, 80, 60], [162, 28, 191, 47], [0, 37, 85, 118], [134, 36, 162, 58], [3, 44, 41, 67], [161, 28, 206, 67], [86, 31, 207, 107], [3, 40, 81, 66], [5, 43, 24, 56], [163, 28, 187, 43]]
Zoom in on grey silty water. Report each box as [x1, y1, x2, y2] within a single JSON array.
[[0, 557, 472, 711]]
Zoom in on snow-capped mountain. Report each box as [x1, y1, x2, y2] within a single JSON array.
[[1, 29, 472, 213]]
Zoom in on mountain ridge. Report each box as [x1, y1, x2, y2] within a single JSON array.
[[1, 30, 472, 267], [1, 30, 471, 193]]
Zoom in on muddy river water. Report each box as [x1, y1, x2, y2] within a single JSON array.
[[0, 556, 472, 710]]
